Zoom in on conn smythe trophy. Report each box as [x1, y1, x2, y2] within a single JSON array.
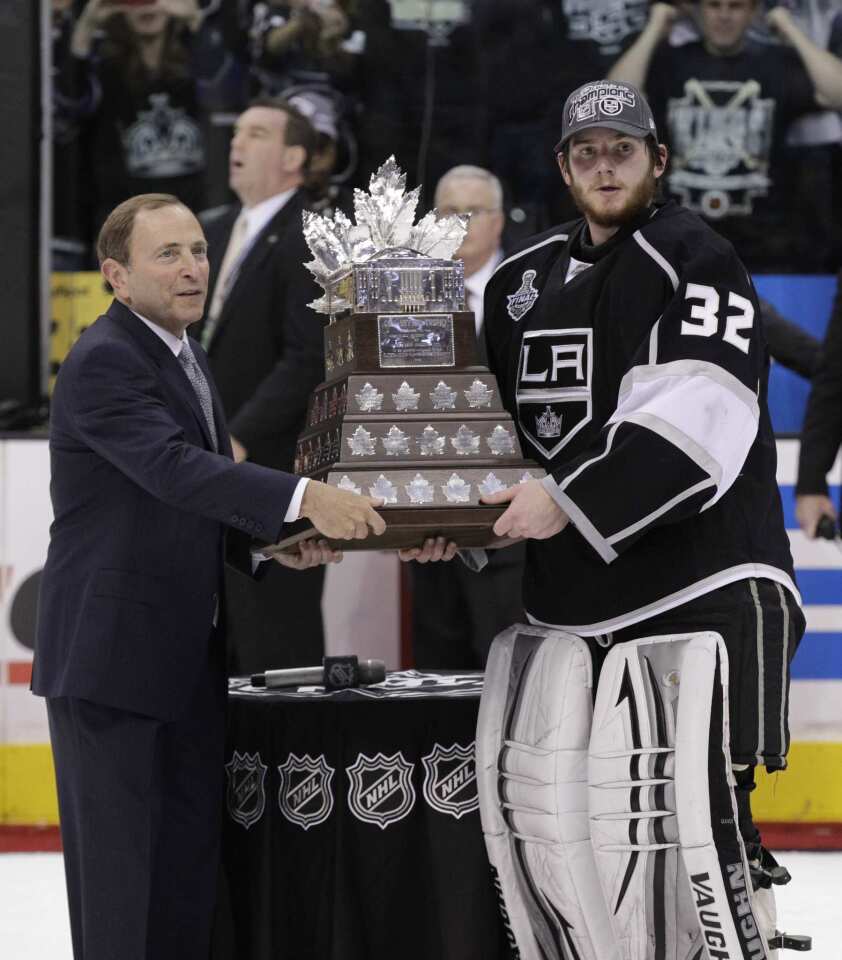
[[271, 158, 544, 552]]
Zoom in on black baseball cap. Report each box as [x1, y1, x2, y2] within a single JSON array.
[[554, 80, 658, 153]]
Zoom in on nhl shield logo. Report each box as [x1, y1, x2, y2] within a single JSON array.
[[278, 753, 335, 830], [347, 751, 416, 829], [506, 269, 540, 321], [422, 742, 479, 819], [225, 750, 268, 830]]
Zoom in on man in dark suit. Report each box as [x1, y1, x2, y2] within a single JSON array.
[[32, 194, 384, 960], [409, 166, 526, 669], [199, 97, 327, 674]]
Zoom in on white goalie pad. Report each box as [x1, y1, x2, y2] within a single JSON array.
[[476, 625, 621, 960], [589, 632, 770, 960]]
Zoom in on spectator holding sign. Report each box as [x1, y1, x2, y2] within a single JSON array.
[[608, 0, 842, 271]]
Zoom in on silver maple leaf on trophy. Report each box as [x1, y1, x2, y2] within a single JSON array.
[[302, 156, 470, 317]]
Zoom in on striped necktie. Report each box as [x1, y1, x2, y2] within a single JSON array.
[[178, 340, 219, 452]]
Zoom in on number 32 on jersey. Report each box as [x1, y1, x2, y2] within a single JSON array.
[[681, 283, 754, 354]]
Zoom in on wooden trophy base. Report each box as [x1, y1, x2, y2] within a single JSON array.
[[265, 504, 521, 555]]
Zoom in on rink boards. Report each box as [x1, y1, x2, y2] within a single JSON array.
[[1, 437, 840, 830]]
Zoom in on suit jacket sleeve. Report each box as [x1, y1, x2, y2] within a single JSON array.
[[67, 336, 298, 540], [797, 270, 842, 496], [760, 297, 821, 380], [228, 231, 325, 452]]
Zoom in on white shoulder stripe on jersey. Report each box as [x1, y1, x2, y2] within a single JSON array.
[[633, 231, 679, 291], [617, 359, 760, 416], [492, 233, 569, 278]]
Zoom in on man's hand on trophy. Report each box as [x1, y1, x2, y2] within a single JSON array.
[[300, 480, 386, 540], [398, 537, 459, 564], [273, 538, 344, 570], [483, 479, 569, 540]]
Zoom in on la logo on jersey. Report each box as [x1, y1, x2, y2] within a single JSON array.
[[277, 753, 335, 830], [225, 750, 268, 830], [347, 751, 416, 829], [507, 270, 540, 321], [422, 742, 479, 819], [516, 328, 593, 459]]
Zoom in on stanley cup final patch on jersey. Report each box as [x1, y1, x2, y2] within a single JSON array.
[[516, 328, 593, 459], [225, 750, 268, 830], [278, 754, 336, 830], [506, 269, 540, 321]]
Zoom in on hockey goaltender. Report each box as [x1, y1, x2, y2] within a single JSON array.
[[407, 79, 811, 960]]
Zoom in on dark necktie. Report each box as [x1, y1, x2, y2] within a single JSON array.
[[178, 340, 219, 452]]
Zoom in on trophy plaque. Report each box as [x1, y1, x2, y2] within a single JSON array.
[[269, 158, 544, 553]]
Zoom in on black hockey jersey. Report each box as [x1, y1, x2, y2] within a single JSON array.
[[484, 201, 798, 633]]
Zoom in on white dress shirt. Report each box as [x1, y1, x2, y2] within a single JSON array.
[[465, 248, 503, 336], [240, 188, 297, 250]]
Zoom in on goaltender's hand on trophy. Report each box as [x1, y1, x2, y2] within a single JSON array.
[[398, 536, 459, 564], [483, 479, 569, 540], [299, 480, 386, 540], [273, 538, 344, 570]]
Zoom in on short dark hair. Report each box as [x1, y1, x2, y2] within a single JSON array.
[[246, 96, 317, 172], [97, 193, 184, 268], [97, 193, 184, 292]]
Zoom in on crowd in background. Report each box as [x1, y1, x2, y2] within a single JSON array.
[[49, 0, 842, 274]]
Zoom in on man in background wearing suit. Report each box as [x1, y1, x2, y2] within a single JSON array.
[[409, 166, 526, 669], [32, 194, 384, 960], [200, 97, 327, 674]]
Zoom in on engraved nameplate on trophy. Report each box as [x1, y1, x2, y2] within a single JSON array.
[[268, 157, 545, 553]]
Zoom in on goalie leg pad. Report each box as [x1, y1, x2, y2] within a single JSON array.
[[589, 632, 700, 960], [476, 624, 621, 960], [589, 631, 771, 960]]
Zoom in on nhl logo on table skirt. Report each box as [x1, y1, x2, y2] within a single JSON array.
[[225, 751, 268, 829], [278, 754, 335, 830], [422, 742, 479, 819], [347, 751, 416, 829], [516, 328, 593, 458], [506, 269, 540, 321]]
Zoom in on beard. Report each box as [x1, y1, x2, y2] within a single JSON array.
[[567, 164, 658, 231]]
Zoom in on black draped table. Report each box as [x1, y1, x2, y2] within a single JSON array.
[[213, 670, 511, 960]]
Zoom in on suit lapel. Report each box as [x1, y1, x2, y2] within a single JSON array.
[[109, 301, 225, 456], [204, 192, 305, 352]]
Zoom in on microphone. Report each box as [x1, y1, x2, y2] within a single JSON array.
[[251, 655, 386, 691]]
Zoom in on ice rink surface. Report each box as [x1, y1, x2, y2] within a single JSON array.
[[0, 850, 840, 959]]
